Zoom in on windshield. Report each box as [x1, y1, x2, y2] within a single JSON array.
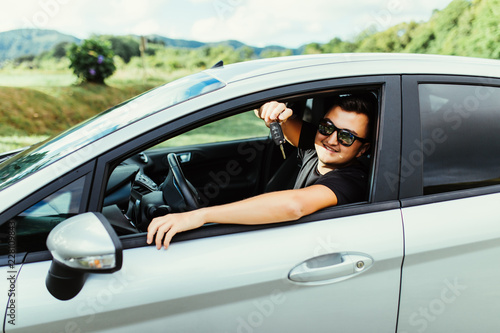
[[0, 72, 225, 190]]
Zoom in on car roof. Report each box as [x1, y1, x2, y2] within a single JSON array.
[[206, 53, 500, 84]]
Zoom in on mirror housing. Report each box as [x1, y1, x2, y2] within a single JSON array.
[[45, 212, 122, 300]]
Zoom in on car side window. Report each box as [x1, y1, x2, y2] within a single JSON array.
[[419, 84, 500, 194], [0, 176, 86, 254]]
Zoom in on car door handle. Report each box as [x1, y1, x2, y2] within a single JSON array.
[[288, 252, 373, 284]]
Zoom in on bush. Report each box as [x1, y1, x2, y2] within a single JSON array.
[[67, 38, 116, 84]]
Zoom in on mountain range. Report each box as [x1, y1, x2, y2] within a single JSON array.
[[0, 29, 300, 63], [0, 29, 80, 62]]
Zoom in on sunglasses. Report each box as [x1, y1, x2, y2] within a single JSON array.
[[318, 118, 368, 147]]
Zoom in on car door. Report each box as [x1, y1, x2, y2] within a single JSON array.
[[11, 207, 402, 332], [3, 76, 404, 332], [398, 76, 500, 332]]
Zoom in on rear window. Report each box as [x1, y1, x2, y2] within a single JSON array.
[[419, 83, 500, 194]]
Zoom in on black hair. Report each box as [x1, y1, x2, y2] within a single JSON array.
[[326, 92, 377, 140]]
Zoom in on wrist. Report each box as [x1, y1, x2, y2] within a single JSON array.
[[195, 207, 210, 226]]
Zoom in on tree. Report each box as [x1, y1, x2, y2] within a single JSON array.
[[67, 38, 116, 84], [103, 36, 140, 63], [52, 41, 70, 58], [238, 46, 256, 60], [303, 43, 323, 54]]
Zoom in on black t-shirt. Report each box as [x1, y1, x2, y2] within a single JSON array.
[[292, 122, 368, 205]]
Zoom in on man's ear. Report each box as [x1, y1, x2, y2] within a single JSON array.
[[356, 143, 370, 158]]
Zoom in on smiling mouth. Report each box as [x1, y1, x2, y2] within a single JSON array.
[[322, 143, 339, 153]]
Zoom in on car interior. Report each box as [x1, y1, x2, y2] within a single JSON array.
[[102, 87, 380, 236]]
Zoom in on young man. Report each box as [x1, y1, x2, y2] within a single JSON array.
[[147, 92, 376, 249]]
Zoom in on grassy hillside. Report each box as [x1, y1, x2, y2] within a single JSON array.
[[0, 73, 158, 153], [0, 82, 156, 136]]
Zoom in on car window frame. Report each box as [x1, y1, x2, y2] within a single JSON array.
[[88, 75, 401, 250], [6, 76, 401, 263], [4, 75, 400, 263], [0, 161, 94, 265], [400, 74, 500, 207]]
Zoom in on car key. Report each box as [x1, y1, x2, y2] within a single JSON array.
[[270, 121, 286, 159]]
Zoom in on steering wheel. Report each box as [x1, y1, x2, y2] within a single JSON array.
[[164, 153, 201, 211]]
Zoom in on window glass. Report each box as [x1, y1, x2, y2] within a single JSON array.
[[0, 72, 224, 191], [419, 84, 500, 194], [153, 110, 269, 148], [0, 176, 86, 254]]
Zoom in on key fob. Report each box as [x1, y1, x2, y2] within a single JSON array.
[[270, 121, 286, 159], [270, 121, 285, 145]]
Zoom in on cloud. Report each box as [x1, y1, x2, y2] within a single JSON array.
[[189, 0, 453, 48], [1, 0, 453, 48], [192, 0, 347, 47], [129, 20, 162, 36]]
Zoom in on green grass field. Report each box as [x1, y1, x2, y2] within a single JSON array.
[[0, 68, 269, 153], [0, 72, 76, 87], [0, 67, 162, 153]]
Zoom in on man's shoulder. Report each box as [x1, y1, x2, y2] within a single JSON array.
[[324, 160, 368, 177], [339, 160, 369, 175], [317, 160, 369, 205]]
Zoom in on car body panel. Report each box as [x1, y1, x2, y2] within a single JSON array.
[[397, 72, 500, 332], [7, 209, 403, 332], [207, 53, 500, 84], [398, 193, 500, 332]]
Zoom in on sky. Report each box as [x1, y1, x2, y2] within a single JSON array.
[[1, 0, 455, 49]]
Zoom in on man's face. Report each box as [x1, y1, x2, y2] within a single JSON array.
[[314, 106, 370, 174]]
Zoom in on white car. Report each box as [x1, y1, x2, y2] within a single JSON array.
[[1, 53, 500, 332]]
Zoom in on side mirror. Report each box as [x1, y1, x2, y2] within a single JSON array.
[[45, 212, 122, 300]]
